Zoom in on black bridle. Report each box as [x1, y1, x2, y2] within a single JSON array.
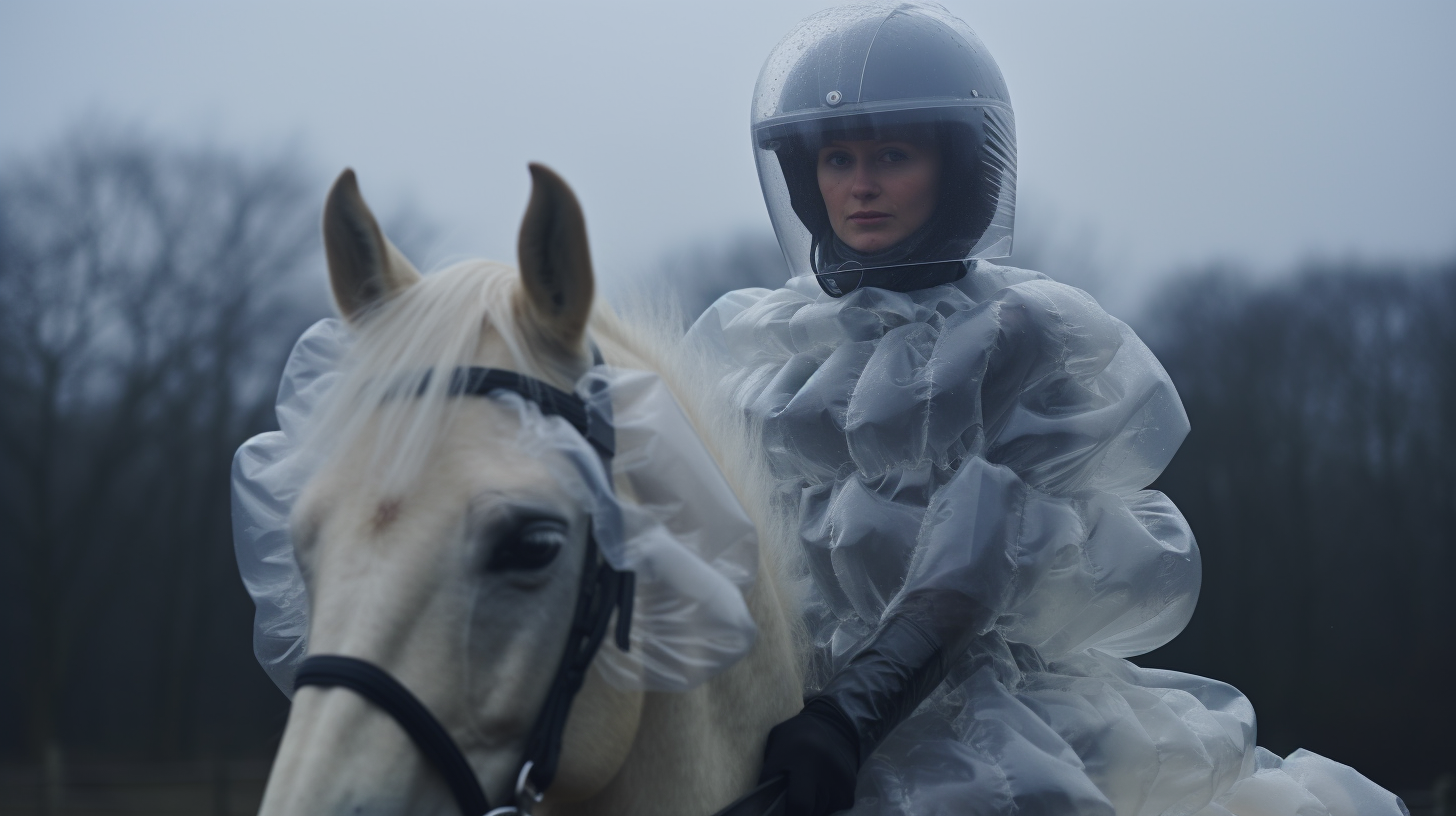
[[294, 363, 635, 816]]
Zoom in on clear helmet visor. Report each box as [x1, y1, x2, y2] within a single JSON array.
[[751, 2, 1017, 294]]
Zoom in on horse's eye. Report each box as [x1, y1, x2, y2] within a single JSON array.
[[487, 519, 566, 571]]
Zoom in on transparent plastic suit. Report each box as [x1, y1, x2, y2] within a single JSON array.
[[687, 265, 1408, 816], [718, 3, 1407, 811]]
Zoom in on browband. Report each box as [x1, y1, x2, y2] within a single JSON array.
[[445, 367, 615, 465]]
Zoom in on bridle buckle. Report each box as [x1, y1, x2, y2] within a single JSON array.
[[482, 760, 544, 816]]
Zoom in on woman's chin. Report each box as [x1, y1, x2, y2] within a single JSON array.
[[844, 235, 898, 254]]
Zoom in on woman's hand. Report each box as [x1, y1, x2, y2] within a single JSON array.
[[758, 697, 861, 815]]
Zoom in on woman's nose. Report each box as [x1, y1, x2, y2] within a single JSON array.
[[850, 167, 880, 199]]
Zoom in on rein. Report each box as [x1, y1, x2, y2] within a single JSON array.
[[295, 358, 636, 816]]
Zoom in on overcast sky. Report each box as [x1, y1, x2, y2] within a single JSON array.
[[4, 1, 1454, 314]]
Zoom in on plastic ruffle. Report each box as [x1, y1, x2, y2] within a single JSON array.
[[686, 263, 1405, 816], [231, 319, 348, 693], [690, 265, 1197, 660], [231, 318, 759, 696]]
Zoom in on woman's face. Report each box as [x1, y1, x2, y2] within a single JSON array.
[[816, 137, 941, 254]]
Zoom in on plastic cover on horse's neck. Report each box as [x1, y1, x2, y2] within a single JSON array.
[[231, 318, 759, 696]]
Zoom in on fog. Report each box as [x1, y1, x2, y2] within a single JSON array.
[[4, 1, 1453, 315]]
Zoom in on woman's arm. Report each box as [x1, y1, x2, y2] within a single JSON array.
[[759, 594, 984, 816]]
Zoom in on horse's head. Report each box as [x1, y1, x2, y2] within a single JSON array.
[[260, 167, 645, 814]]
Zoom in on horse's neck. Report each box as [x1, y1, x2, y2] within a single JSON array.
[[553, 558, 803, 816], [550, 319, 804, 816]]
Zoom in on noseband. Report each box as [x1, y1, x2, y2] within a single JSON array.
[[294, 360, 635, 816]]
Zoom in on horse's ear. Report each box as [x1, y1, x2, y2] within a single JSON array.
[[517, 163, 593, 350], [323, 168, 421, 322]]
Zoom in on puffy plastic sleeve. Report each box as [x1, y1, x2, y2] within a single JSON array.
[[231, 318, 352, 695], [877, 278, 1198, 657]]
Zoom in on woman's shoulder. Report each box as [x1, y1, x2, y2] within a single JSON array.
[[961, 261, 1107, 317], [958, 260, 1050, 300], [958, 262, 1125, 362]]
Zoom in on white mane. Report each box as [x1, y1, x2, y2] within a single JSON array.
[[300, 260, 801, 599]]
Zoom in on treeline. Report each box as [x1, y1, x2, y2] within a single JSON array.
[[1138, 263, 1456, 791], [0, 127, 1450, 797]]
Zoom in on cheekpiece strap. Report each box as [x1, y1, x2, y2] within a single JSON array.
[[520, 530, 634, 795], [448, 362, 633, 797]]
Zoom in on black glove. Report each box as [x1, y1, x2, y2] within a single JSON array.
[[813, 590, 990, 763], [759, 590, 989, 814], [758, 697, 860, 816]]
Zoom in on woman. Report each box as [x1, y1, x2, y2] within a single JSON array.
[[688, 4, 1405, 815]]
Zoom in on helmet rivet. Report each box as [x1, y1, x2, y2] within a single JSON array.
[[825, 90, 843, 107], [970, 89, 980, 98]]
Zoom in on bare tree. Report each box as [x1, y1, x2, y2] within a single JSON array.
[[0, 125, 330, 794]]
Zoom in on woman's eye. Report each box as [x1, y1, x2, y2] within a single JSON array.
[[486, 519, 566, 572], [824, 153, 852, 168], [880, 149, 909, 163]]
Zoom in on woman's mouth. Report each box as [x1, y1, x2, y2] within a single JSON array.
[[847, 211, 891, 226]]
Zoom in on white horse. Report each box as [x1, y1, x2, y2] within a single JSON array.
[[257, 166, 804, 815]]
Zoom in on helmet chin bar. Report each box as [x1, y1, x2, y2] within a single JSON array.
[[814, 259, 969, 298], [294, 364, 635, 816]]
